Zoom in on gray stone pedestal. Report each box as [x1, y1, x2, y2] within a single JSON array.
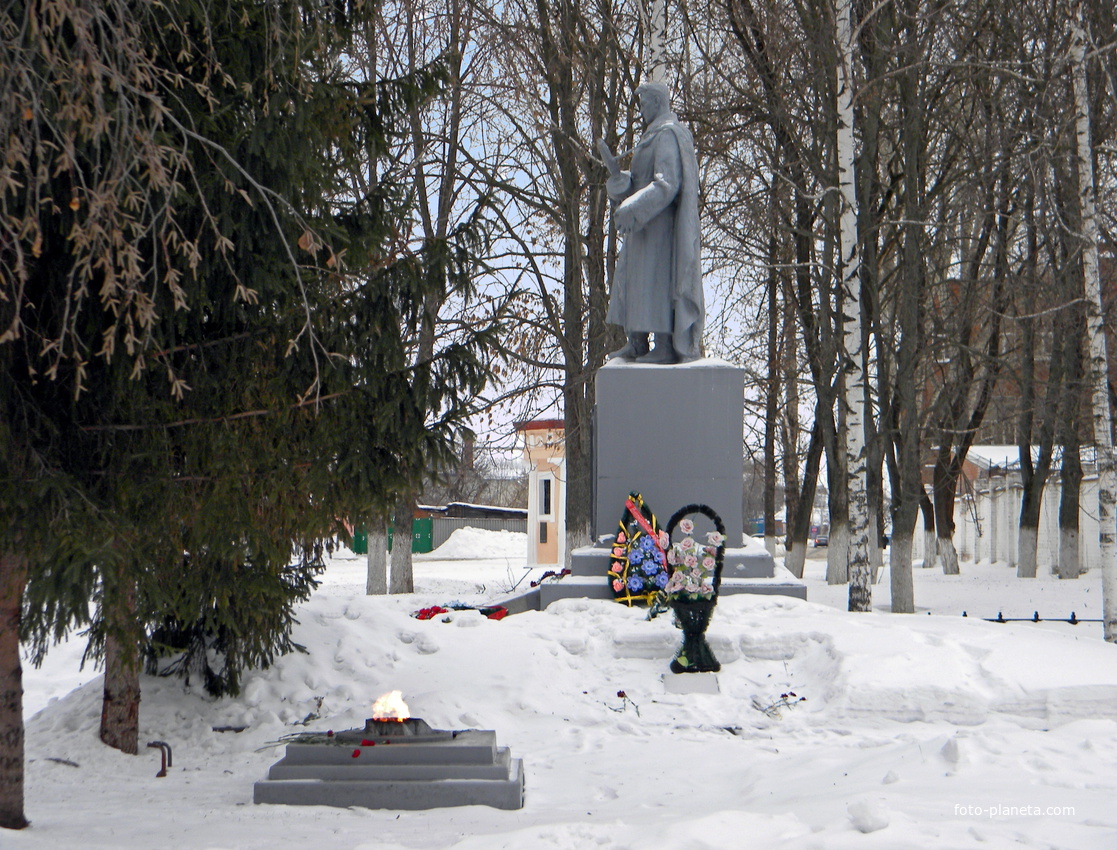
[[594, 358, 746, 544]]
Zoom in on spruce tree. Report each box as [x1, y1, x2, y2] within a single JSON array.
[[2, 0, 497, 827]]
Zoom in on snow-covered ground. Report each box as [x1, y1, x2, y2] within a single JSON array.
[[13, 529, 1117, 849]]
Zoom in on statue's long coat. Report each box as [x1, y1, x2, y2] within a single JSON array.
[[606, 111, 704, 360]]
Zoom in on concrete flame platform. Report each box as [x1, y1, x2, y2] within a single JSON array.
[[253, 719, 524, 810]]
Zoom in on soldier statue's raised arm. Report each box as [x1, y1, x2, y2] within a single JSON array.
[[597, 82, 704, 364]]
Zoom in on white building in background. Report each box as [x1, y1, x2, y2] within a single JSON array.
[[913, 445, 1102, 572], [515, 419, 566, 568]]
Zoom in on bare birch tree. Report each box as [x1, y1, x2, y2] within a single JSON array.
[[1070, 0, 1117, 640], [833, 0, 871, 610]]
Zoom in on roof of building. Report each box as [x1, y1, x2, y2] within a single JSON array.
[[964, 444, 1099, 471], [514, 418, 565, 432], [418, 502, 528, 519]]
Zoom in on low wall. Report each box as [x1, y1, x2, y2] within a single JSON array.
[[912, 475, 1101, 572]]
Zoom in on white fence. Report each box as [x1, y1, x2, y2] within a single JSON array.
[[911, 475, 1102, 572]]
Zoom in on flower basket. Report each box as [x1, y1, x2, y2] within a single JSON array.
[[669, 598, 720, 673], [663, 504, 726, 673]]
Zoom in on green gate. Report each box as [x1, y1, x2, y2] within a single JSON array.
[[352, 526, 369, 555], [411, 517, 433, 553], [383, 518, 434, 554]]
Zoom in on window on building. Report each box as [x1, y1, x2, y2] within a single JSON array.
[[540, 476, 552, 517], [539, 522, 548, 544]]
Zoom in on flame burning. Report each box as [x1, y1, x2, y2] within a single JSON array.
[[371, 690, 410, 721]]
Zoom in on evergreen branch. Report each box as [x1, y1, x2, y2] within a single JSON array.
[[78, 392, 348, 432], [154, 112, 325, 402]]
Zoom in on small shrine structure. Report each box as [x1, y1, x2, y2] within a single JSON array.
[[514, 418, 566, 568]]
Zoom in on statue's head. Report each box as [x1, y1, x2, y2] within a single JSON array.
[[636, 81, 671, 125]]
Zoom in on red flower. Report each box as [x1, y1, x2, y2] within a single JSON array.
[[359, 739, 376, 747], [351, 749, 361, 758]]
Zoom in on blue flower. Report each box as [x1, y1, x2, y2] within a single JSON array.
[[642, 561, 660, 576], [627, 575, 644, 591], [651, 549, 665, 565], [638, 535, 655, 552], [655, 571, 669, 588], [628, 548, 644, 565]]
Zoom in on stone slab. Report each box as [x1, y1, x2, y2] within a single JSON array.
[[494, 570, 806, 612], [494, 587, 544, 615], [570, 544, 775, 579], [537, 575, 806, 608], [268, 748, 513, 782], [253, 757, 524, 810], [279, 730, 497, 766], [717, 578, 807, 600], [538, 576, 612, 607], [662, 672, 720, 694], [594, 359, 746, 545]]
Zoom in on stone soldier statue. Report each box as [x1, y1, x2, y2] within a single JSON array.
[[598, 82, 704, 364]]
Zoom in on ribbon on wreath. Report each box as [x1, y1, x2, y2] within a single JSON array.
[[608, 492, 670, 606]]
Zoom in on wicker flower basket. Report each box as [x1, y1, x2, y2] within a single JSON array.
[[663, 504, 726, 674]]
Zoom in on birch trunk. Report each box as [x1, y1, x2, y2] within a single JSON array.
[[643, 0, 667, 82], [1071, 1, 1117, 639], [834, 0, 871, 611]]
